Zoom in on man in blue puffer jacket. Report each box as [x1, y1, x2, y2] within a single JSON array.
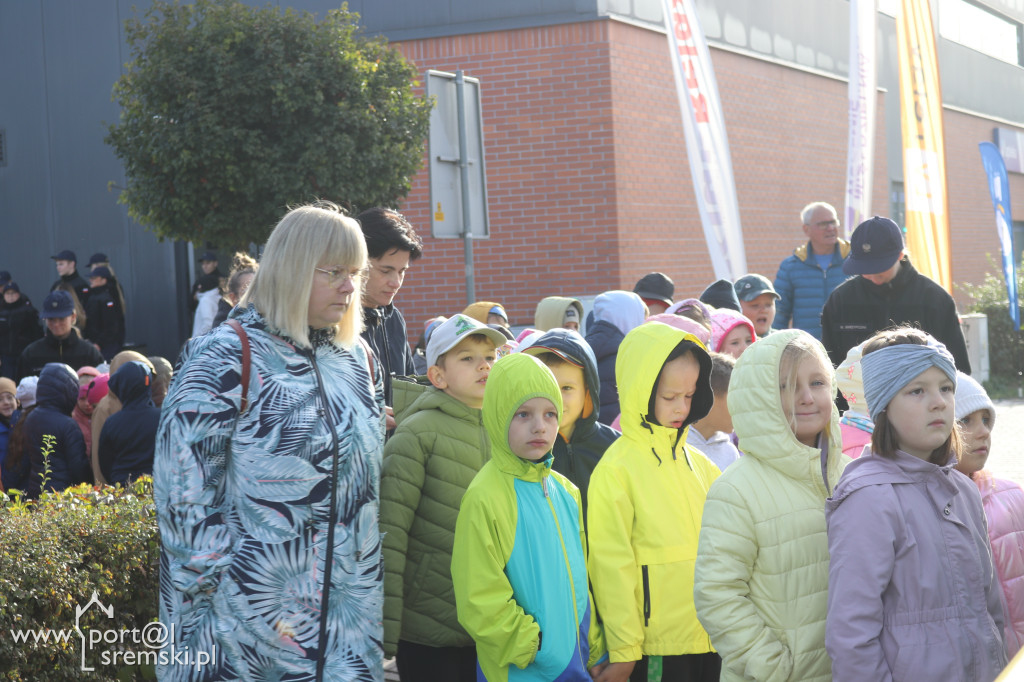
[[772, 202, 851, 340], [99, 360, 159, 484]]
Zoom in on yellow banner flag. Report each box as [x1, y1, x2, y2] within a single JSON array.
[[897, 0, 951, 292]]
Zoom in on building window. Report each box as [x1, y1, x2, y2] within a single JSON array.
[[1015, 220, 1024, 269], [938, 0, 1022, 66], [890, 181, 905, 229]]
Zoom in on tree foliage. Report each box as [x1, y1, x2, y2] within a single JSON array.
[[106, 0, 432, 250], [960, 256, 1024, 397]]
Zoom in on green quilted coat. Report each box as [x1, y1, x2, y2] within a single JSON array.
[[380, 377, 490, 656]]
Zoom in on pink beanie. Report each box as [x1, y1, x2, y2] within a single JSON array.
[[79, 373, 110, 404], [710, 308, 757, 353], [645, 313, 712, 347]]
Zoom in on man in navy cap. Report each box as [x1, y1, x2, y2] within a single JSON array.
[[190, 251, 222, 314], [16, 290, 103, 381], [50, 250, 90, 305], [820, 215, 970, 371]]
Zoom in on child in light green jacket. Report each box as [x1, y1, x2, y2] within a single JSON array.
[[694, 330, 849, 682]]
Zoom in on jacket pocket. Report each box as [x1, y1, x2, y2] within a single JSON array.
[[642, 565, 651, 627]]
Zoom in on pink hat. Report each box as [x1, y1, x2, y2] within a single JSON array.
[[710, 308, 757, 353], [515, 328, 541, 344], [79, 373, 110, 404], [645, 313, 712, 347]]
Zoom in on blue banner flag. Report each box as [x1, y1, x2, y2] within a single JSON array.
[[979, 141, 1020, 331]]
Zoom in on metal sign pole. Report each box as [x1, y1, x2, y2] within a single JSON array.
[[456, 70, 476, 306]]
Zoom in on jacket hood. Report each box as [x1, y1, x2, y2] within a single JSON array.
[[592, 290, 646, 337], [730, 330, 844, 487], [794, 238, 851, 262], [109, 350, 154, 376], [482, 353, 562, 481], [826, 448, 957, 514], [615, 321, 713, 446], [109, 360, 156, 408], [35, 362, 79, 415], [533, 296, 584, 332], [710, 308, 757, 353], [521, 328, 602, 425]]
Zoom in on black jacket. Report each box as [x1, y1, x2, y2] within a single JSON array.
[[189, 269, 222, 312], [525, 329, 620, 518], [361, 304, 415, 406], [0, 295, 42, 358], [211, 297, 234, 329], [17, 327, 104, 381], [17, 363, 89, 497], [50, 271, 90, 305], [820, 257, 972, 372], [100, 360, 159, 484], [84, 283, 125, 354], [584, 319, 625, 427]]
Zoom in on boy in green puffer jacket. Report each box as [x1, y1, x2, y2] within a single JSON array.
[[380, 314, 507, 681]]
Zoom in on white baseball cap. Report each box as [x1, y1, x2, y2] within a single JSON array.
[[426, 314, 508, 368]]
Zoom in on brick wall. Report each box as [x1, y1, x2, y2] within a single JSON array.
[[391, 18, 1019, 340], [394, 21, 618, 339]]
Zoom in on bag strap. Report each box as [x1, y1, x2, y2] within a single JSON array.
[[226, 319, 251, 415], [357, 336, 376, 386]]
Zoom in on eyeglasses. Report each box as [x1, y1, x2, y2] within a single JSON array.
[[314, 266, 364, 286], [813, 219, 840, 230]]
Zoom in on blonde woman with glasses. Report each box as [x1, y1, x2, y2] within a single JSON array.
[[155, 202, 385, 681]]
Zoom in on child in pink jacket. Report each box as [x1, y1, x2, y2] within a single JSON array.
[[955, 371, 1024, 658]]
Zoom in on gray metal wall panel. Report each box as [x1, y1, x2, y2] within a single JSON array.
[[0, 3, 54, 310]]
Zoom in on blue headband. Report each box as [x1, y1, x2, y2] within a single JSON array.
[[860, 341, 956, 420]]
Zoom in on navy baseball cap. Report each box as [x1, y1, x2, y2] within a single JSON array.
[[843, 216, 905, 275], [734, 274, 780, 302], [89, 266, 112, 279], [86, 253, 109, 266], [40, 290, 75, 318], [198, 251, 218, 262], [51, 250, 77, 262]]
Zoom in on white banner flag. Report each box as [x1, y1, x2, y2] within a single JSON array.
[[844, 0, 877, 237], [662, 0, 746, 280]]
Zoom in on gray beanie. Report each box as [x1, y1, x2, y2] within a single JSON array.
[[955, 371, 995, 426]]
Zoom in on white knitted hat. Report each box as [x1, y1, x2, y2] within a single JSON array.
[[955, 371, 995, 426]]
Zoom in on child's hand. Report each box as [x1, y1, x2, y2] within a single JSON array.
[[591, 660, 635, 682], [384, 405, 396, 430]]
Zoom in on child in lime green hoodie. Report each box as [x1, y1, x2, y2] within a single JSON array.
[[452, 353, 606, 681]]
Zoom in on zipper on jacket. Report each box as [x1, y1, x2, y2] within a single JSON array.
[[307, 347, 345, 682], [542, 473, 588, 673], [641, 565, 651, 627]]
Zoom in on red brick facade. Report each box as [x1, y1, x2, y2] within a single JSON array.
[[392, 18, 1023, 338]]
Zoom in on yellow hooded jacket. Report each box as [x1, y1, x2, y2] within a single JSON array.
[[587, 321, 720, 662]]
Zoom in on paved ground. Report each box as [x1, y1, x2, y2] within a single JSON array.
[[986, 399, 1024, 483]]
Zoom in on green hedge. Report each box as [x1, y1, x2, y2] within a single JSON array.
[[0, 476, 159, 681], [962, 262, 1024, 399]]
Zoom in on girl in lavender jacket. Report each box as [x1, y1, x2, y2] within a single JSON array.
[[825, 328, 1006, 682], [954, 371, 1024, 659]]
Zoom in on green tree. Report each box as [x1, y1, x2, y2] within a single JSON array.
[[106, 0, 432, 250]]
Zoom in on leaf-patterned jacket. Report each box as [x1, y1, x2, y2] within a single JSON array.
[[154, 305, 385, 681]]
